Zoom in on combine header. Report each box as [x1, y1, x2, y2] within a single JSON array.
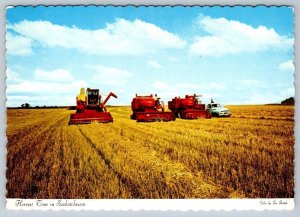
[[69, 88, 117, 124], [168, 94, 212, 119], [131, 94, 175, 122]]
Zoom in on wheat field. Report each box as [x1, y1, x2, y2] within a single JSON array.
[[6, 105, 294, 199]]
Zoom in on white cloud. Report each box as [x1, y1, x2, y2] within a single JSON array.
[[189, 15, 293, 57], [147, 60, 162, 69], [247, 93, 277, 104], [6, 67, 87, 106], [34, 69, 74, 83], [6, 68, 22, 83], [7, 78, 88, 107], [207, 82, 225, 90], [9, 19, 186, 55], [278, 60, 294, 72], [229, 85, 294, 105], [7, 79, 87, 96], [168, 57, 180, 62], [280, 87, 295, 98], [176, 82, 225, 91], [152, 81, 225, 103], [6, 32, 33, 56], [246, 90, 293, 105], [153, 81, 169, 90], [240, 79, 268, 87], [6, 95, 76, 107], [87, 64, 132, 85]]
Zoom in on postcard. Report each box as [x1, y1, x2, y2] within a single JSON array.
[[5, 5, 295, 210]]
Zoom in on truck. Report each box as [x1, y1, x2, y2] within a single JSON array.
[[206, 99, 231, 117]]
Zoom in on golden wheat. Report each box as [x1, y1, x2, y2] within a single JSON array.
[[6, 105, 294, 198]]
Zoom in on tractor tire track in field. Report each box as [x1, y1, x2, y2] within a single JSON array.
[[6, 111, 70, 152], [115, 118, 290, 157], [6, 116, 67, 198], [110, 110, 294, 198], [9, 117, 63, 197], [77, 127, 143, 198], [79, 122, 231, 198], [6, 106, 294, 198], [31, 117, 68, 198], [111, 121, 213, 163], [7, 123, 45, 147]]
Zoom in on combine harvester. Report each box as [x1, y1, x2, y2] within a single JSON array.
[[131, 94, 175, 122], [168, 94, 212, 119], [69, 88, 117, 124]]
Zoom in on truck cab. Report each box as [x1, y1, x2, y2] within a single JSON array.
[[207, 103, 231, 117]]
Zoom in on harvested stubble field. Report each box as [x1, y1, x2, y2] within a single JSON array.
[[6, 105, 294, 199]]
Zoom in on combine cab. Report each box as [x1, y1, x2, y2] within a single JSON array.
[[69, 88, 117, 124], [131, 94, 175, 122], [168, 94, 212, 119]]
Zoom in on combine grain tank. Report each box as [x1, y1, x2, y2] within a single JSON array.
[[131, 94, 175, 122], [168, 94, 212, 119], [69, 88, 117, 124]]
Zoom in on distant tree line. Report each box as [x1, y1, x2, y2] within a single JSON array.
[[17, 103, 61, 109], [281, 97, 294, 105], [21, 103, 30, 108], [13, 97, 296, 109]]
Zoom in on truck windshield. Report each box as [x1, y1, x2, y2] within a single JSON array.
[[212, 104, 221, 108]]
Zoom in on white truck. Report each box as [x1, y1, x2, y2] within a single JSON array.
[[206, 101, 231, 117]]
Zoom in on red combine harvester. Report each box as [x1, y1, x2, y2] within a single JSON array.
[[168, 94, 212, 119], [131, 94, 175, 122], [69, 88, 117, 124]]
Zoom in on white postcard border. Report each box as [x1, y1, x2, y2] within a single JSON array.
[[6, 198, 295, 211], [1, 0, 299, 216]]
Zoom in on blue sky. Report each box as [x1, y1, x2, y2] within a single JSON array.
[[6, 6, 294, 106]]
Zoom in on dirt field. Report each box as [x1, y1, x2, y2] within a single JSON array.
[[6, 105, 294, 199]]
